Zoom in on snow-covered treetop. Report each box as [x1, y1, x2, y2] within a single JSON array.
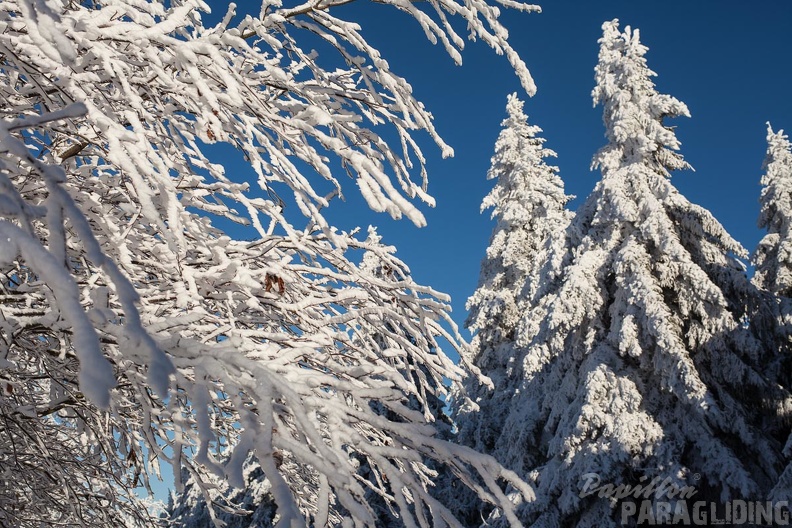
[[755, 124, 792, 296], [592, 19, 692, 176], [480, 94, 569, 235], [467, 93, 571, 337], [454, 93, 572, 461]]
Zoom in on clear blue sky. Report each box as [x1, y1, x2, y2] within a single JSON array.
[[238, 1, 792, 346]]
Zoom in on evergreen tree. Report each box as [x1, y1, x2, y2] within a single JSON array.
[[747, 125, 792, 394], [454, 94, 572, 463], [495, 20, 790, 527], [753, 124, 792, 503], [166, 462, 280, 528], [755, 125, 792, 297], [752, 124, 792, 387]]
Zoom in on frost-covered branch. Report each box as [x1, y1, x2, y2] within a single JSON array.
[[0, 0, 539, 525]]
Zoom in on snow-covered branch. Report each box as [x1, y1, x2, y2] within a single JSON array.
[[0, 0, 538, 525]]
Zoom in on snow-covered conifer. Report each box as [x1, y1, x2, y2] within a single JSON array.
[[492, 20, 791, 527], [454, 94, 572, 468], [755, 125, 792, 296], [167, 461, 280, 528], [752, 124, 792, 386], [752, 125, 792, 503]]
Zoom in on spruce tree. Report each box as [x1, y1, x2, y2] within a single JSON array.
[[498, 20, 790, 527], [752, 124, 792, 385], [747, 125, 792, 393], [753, 124, 792, 502], [454, 93, 572, 460], [755, 125, 792, 297]]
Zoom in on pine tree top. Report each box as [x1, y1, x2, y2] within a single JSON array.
[[592, 19, 691, 176], [466, 93, 571, 336], [755, 123, 792, 295], [759, 124, 792, 233]]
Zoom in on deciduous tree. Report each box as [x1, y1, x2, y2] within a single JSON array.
[[0, 0, 539, 525]]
